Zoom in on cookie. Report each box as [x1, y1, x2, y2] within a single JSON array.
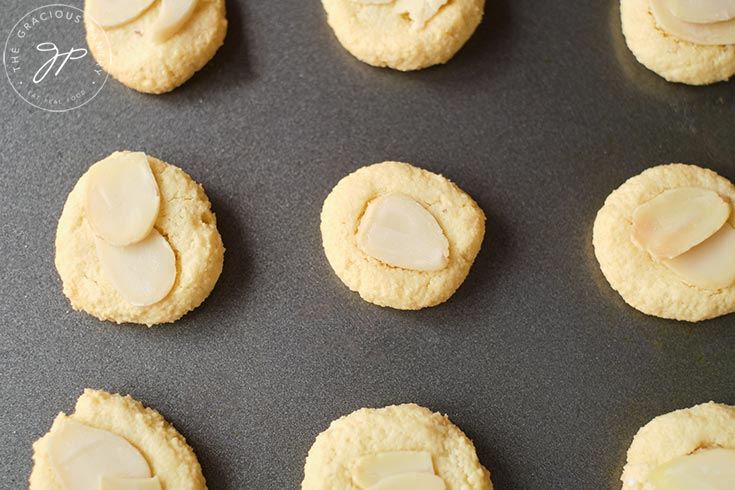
[[55, 151, 225, 326], [320, 161, 485, 310], [621, 402, 735, 490], [321, 0, 484, 71], [592, 164, 735, 322], [84, 0, 227, 94], [29, 389, 206, 490], [620, 0, 735, 85], [302, 403, 493, 490]]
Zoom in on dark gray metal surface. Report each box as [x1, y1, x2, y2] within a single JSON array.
[[2, 1, 735, 488]]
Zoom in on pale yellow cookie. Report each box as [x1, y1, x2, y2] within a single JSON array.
[[322, 0, 484, 71], [593, 164, 735, 322], [55, 151, 225, 326], [320, 161, 485, 310], [85, 0, 227, 94], [302, 403, 493, 490], [620, 0, 735, 85], [29, 389, 206, 490], [620, 402, 735, 490]]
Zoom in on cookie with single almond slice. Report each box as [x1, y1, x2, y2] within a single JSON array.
[[320, 161, 485, 310], [593, 163, 735, 322]]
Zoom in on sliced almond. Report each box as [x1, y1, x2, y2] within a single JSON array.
[[651, 0, 735, 45], [664, 223, 735, 290], [101, 477, 162, 490], [646, 448, 735, 490], [356, 193, 449, 271], [394, 0, 449, 29], [85, 152, 160, 247], [353, 452, 434, 489], [152, 0, 198, 43], [48, 419, 151, 490], [666, 0, 735, 24], [95, 229, 176, 307], [631, 187, 730, 259], [370, 472, 446, 490], [87, 0, 155, 27]]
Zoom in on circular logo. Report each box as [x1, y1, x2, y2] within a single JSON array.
[[3, 4, 111, 112]]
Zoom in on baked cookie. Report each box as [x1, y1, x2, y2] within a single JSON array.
[[29, 389, 206, 490], [593, 164, 735, 322], [320, 161, 485, 310], [620, 0, 735, 85], [621, 402, 735, 490], [84, 0, 227, 94], [302, 403, 493, 490], [55, 151, 224, 326], [322, 0, 484, 71]]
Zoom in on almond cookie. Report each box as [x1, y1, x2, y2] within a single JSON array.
[[55, 151, 224, 326], [620, 0, 735, 85], [593, 163, 735, 322], [84, 0, 227, 94], [621, 402, 735, 490], [320, 161, 485, 310], [302, 403, 493, 490], [29, 389, 207, 490], [322, 0, 484, 71]]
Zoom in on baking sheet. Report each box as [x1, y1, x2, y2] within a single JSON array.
[[2, 0, 735, 488]]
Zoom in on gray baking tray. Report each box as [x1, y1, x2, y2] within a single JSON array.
[[1, 0, 735, 488]]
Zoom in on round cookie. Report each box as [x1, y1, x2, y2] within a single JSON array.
[[321, 0, 484, 71], [302, 403, 493, 490], [320, 161, 486, 310], [29, 389, 207, 490], [620, 402, 735, 490], [620, 0, 735, 85], [55, 151, 225, 326], [593, 163, 735, 322], [84, 0, 227, 94]]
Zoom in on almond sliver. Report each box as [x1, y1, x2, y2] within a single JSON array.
[[631, 187, 730, 259]]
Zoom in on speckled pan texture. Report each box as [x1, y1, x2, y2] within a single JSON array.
[[1, 1, 735, 490]]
